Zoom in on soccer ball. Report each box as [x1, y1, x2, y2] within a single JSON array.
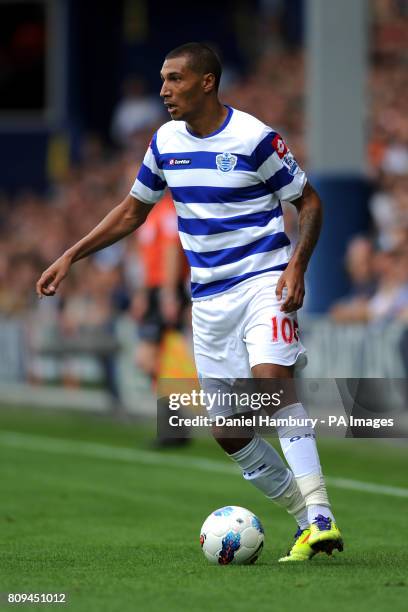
[[200, 506, 264, 565]]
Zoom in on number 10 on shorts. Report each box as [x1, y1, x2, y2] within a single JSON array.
[[271, 315, 299, 344]]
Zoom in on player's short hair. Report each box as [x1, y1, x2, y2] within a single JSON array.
[[165, 42, 222, 91]]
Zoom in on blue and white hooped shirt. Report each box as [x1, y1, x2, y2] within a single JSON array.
[[130, 106, 307, 300]]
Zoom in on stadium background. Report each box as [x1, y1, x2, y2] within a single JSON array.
[[0, 2, 407, 610]]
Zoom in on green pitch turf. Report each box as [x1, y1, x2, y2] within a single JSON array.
[[0, 406, 407, 612]]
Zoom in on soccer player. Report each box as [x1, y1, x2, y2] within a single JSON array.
[[37, 42, 343, 562]]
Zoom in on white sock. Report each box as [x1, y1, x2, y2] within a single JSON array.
[[308, 505, 334, 522], [293, 510, 309, 530], [274, 403, 335, 524], [229, 434, 308, 528], [274, 474, 309, 529]]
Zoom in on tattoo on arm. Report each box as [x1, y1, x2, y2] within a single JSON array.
[[291, 183, 323, 270]]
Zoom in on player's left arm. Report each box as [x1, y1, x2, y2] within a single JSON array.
[[276, 181, 323, 313]]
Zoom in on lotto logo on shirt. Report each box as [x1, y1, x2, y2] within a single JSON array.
[[169, 158, 191, 166], [272, 134, 288, 159]]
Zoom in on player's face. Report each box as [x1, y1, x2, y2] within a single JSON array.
[[160, 56, 206, 121]]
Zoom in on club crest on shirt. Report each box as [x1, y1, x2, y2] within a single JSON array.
[[216, 152, 237, 172]]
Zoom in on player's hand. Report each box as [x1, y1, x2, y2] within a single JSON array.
[[275, 262, 305, 313], [36, 254, 72, 298]]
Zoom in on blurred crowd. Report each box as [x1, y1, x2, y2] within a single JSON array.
[[0, 0, 407, 387], [329, 0, 408, 324]]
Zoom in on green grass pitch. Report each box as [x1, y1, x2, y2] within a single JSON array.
[[0, 406, 407, 612]]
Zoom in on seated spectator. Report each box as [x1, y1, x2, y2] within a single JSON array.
[[331, 234, 408, 324], [368, 237, 408, 323], [369, 169, 408, 251], [0, 252, 43, 316], [330, 236, 377, 322], [110, 76, 164, 149]]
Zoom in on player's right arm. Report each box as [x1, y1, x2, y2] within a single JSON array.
[[37, 130, 166, 297], [36, 194, 152, 297]]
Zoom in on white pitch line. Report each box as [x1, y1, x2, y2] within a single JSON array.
[[1, 430, 408, 499], [0, 431, 236, 475], [323, 476, 408, 499]]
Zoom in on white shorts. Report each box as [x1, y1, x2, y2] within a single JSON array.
[[192, 272, 307, 380]]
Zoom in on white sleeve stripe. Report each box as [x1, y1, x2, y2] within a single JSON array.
[[130, 179, 164, 205], [276, 171, 307, 202], [144, 148, 164, 178]]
